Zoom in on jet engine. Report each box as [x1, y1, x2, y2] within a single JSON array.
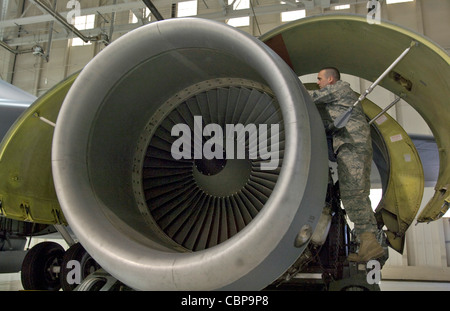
[[51, 18, 328, 290]]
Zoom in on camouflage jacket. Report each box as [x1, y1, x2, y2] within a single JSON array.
[[308, 80, 372, 153]]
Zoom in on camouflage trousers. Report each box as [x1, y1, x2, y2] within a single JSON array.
[[336, 143, 378, 236]]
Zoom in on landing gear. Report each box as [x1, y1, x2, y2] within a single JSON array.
[[74, 269, 129, 291], [21, 241, 100, 291], [21, 241, 65, 291], [60, 242, 101, 291]]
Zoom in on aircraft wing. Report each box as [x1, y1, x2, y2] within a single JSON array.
[[0, 79, 35, 141]]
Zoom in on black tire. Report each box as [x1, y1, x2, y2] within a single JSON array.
[[21, 241, 65, 291], [60, 242, 101, 291]]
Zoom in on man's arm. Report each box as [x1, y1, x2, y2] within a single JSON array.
[[307, 86, 335, 104]]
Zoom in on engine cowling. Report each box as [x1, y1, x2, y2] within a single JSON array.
[[51, 18, 328, 290]]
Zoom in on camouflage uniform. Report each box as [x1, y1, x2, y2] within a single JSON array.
[[308, 80, 378, 235]]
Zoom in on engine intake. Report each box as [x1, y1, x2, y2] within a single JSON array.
[[51, 18, 328, 290]]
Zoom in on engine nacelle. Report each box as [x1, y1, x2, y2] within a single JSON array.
[[51, 18, 328, 290]]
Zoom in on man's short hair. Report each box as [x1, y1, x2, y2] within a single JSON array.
[[321, 67, 341, 81]]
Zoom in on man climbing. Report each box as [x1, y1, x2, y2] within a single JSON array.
[[308, 67, 385, 262]]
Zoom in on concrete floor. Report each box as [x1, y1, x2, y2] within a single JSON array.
[[0, 273, 22, 291], [2, 271, 450, 291], [380, 280, 450, 291]]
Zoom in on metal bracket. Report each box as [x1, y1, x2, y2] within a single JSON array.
[[33, 112, 56, 127], [54, 224, 76, 247]]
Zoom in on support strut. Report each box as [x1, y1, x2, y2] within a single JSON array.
[[328, 41, 418, 132]]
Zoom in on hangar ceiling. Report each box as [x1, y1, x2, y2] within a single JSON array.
[[0, 0, 369, 50]]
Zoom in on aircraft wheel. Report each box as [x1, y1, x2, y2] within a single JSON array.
[[21, 241, 65, 291], [60, 242, 101, 291]]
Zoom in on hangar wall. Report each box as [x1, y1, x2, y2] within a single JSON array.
[[0, 0, 449, 282]]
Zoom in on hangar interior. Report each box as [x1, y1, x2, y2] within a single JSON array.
[[0, 0, 449, 291]]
